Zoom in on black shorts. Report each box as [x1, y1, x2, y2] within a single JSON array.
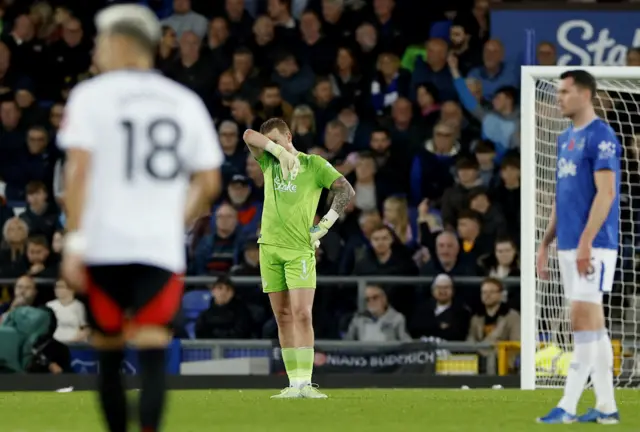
[[85, 264, 184, 334]]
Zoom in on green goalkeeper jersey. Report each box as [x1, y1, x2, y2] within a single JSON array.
[[256, 151, 342, 251]]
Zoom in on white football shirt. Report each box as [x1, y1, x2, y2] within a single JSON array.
[[57, 70, 222, 273]]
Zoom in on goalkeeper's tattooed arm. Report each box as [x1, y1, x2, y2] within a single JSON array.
[[329, 176, 355, 216]]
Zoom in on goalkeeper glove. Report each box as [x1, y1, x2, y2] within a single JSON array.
[[265, 140, 300, 181], [309, 209, 339, 248]]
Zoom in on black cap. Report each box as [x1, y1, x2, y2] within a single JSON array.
[[229, 174, 249, 186]]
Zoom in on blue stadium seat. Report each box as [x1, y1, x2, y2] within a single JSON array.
[[430, 20, 452, 40], [182, 290, 211, 320]]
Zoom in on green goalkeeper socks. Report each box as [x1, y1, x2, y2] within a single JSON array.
[[296, 347, 314, 387], [281, 348, 299, 387]]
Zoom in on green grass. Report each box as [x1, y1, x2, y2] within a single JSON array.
[[0, 389, 638, 431]]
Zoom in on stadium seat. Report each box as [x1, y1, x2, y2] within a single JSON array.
[[182, 290, 212, 320]]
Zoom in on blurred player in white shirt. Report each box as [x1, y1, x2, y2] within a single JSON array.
[[58, 5, 222, 432]]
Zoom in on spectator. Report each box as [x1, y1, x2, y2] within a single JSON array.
[[268, 0, 298, 37], [0, 275, 37, 322], [29, 2, 58, 43], [478, 236, 520, 279], [229, 47, 262, 100], [212, 70, 238, 119], [249, 15, 281, 72], [231, 96, 263, 131], [369, 52, 410, 117], [468, 187, 506, 239], [25, 305, 72, 374], [167, 31, 216, 104], [337, 103, 372, 150], [48, 102, 64, 135], [162, 0, 209, 39], [467, 277, 520, 343], [0, 217, 28, 277], [439, 100, 481, 150], [289, 104, 316, 152], [47, 17, 91, 99], [474, 140, 498, 188], [311, 76, 341, 135], [194, 203, 242, 275], [25, 126, 55, 191], [490, 155, 520, 243], [206, 18, 234, 78], [329, 46, 364, 107], [456, 209, 491, 262], [353, 224, 416, 276], [0, 100, 28, 201], [450, 55, 519, 159], [371, 0, 404, 56], [0, 186, 13, 235], [231, 238, 260, 275], [389, 97, 421, 149], [255, 82, 293, 124], [467, 39, 518, 100], [15, 79, 47, 127], [353, 22, 380, 74], [350, 151, 391, 212], [344, 284, 411, 342], [224, 174, 262, 237], [156, 25, 178, 73], [25, 235, 58, 281], [323, 119, 350, 171], [0, 42, 15, 94], [368, 127, 408, 195], [536, 41, 557, 66], [224, 0, 254, 43], [420, 231, 477, 277], [383, 196, 412, 246], [415, 83, 441, 134], [245, 153, 265, 201], [271, 51, 315, 106], [441, 157, 482, 228], [340, 209, 382, 275], [449, 20, 482, 76], [298, 10, 336, 76], [409, 274, 470, 341], [219, 120, 246, 184], [46, 279, 88, 343], [20, 181, 59, 241], [411, 38, 455, 102], [195, 276, 253, 339], [51, 229, 63, 255], [2, 14, 36, 77], [627, 46, 640, 67]]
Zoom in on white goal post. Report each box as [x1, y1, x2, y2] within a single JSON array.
[[521, 66, 640, 390]]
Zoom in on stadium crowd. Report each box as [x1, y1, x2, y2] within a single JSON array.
[[0, 0, 638, 362]]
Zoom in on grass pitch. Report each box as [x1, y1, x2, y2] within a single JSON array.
[[1, 389, 639, 431]]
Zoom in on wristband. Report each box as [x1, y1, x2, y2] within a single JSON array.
[[320, 209, 340, 229], [65, 232, 86, 255], [265, 140, 284, 158]]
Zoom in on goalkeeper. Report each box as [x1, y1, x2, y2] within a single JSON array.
[[243, 119, 355, 399]]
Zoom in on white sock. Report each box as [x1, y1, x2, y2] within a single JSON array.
[[558, 331, 598, 415], [591, 329, 618, 414]]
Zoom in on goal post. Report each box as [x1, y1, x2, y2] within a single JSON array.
[[520, 66, 640, 390]]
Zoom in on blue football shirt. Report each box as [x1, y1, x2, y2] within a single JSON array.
[[555, 118, 621, 251]]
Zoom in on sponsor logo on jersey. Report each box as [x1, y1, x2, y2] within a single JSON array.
[[557, 158, 577, 178], [274, 176, 297, 193], [568, 139, 575, 150], [597, 141, 616, 159]]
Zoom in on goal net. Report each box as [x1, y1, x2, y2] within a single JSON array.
[[521, 67, 640, 389]]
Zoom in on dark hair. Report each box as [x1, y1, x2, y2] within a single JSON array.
[[475, 140, 496, 154], [261, 81, 280, 92], [468, 186, 489, 202], [457, 209, 482, 225], [495, 86, 518, 104], [260, 117, 290, 135], [416, 82, 440, 104], [482, 276, 504, 292], [500, 155, 520, 170], [371, 127, 391, 139], [495, 235, 516, 248], [27, 235, 49, 248], [28, 125, 49, 136], [314, 75, 332, 87], [275, 51, 296, 65], [26, 181, 47, 195], [560, 70, 597, 98], [213, 275, 234, 290], [234, 46, 253, 57], [455, 157, 479, 171], [358, 150, 375, 161]]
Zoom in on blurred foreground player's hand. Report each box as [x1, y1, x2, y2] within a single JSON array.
[[61, 232, 87, 292]]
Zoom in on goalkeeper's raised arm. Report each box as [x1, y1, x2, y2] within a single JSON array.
[[243, 128, 300, 181]]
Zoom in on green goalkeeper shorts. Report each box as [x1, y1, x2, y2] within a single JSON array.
[[259, 244, 316, 292]]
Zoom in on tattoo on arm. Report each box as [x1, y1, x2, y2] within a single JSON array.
[[329, 176, 355, 216]]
